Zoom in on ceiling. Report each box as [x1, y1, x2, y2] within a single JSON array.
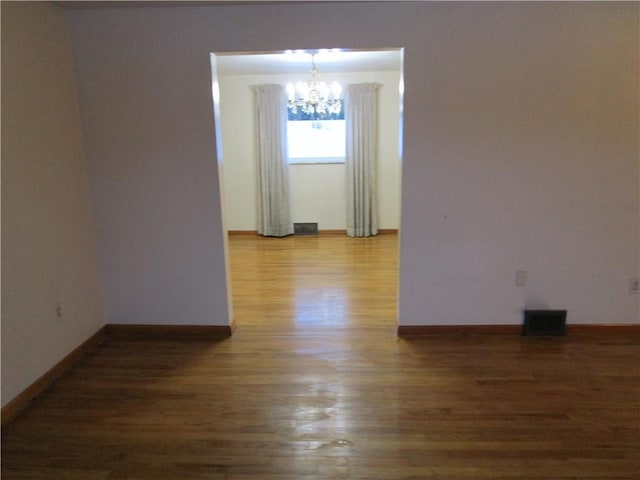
[[215, 49, 403, 76]]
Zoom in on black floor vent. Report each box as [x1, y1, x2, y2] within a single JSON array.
[[294, 222, 318, 235], [522, 309, 567, 336]]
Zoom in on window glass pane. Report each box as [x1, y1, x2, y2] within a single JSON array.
[[287, 120, 345, 162]]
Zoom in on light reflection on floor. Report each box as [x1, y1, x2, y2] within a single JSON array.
[[294, 287, 349, 326]]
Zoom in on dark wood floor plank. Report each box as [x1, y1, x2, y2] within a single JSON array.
[[2, 235, 639, 479]]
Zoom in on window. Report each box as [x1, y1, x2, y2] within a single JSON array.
[[287, 100, 345, 164], [287, 119, 345, 164]]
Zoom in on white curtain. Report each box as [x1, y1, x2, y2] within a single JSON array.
[[254, 85, 293, 237], [345, 83, 379, 237]]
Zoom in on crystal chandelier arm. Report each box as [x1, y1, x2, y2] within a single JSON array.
[[287, 53, 343, 120]]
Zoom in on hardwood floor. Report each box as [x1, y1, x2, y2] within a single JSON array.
[[2, 235, 639, 479], [228, 234, 399, 331]]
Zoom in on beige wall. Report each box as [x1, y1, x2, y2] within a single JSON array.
[[1, 2, 105, 406], [219, 70, 402, 231], [64, 1, 638, 332]]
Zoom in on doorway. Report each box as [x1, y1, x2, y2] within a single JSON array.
[[210, 48, 404, 331]]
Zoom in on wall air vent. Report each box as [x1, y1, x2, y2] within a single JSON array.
[[293, 222, 318, 235], [522, 310, 567, 336]]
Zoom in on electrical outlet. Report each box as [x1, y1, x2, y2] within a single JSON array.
[[515, 270, 527, 287], [629, 278, 639, 295]]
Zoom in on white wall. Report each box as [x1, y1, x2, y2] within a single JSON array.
[[66, 2, 639, 328], [218, 70, 402, 231], [1, 2, 105, 407], [68, 13, 232, 327]]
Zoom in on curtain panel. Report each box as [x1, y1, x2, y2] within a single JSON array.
[[254, 84, 293, 237], [345, 83, 380, 237]]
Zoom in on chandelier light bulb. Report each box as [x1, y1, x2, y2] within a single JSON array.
[[331, 82, 342, 100], [286, 83, 295, 102], [298, 81, 309, 101]]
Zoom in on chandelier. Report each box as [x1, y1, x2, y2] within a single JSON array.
[[286, 54, 342, 119]]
